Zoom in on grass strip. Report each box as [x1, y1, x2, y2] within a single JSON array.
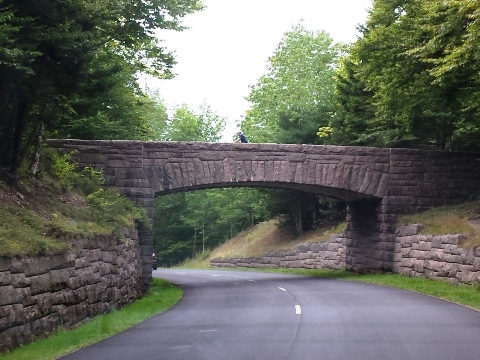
[[255, 268, 480, 310], [2, 278, 183, 360]]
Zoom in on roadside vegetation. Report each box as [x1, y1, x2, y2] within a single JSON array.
[[399, 200, 480, 248], [179, 219, 346, 269], [0, 150, 149, 257], [181, 200, 480, 269], [1, 278, 182, 360]]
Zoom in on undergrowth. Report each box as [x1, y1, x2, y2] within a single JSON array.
[[177, 220, 347, 268], [0, 149, 150, 257], [0, 206, 71, 256], [398, 200, 480, 248]]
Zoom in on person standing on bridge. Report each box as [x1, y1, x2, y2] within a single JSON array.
[[235, 131, 248, 143]]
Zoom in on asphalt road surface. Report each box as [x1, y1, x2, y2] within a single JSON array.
[[61, 269, 480, 360]]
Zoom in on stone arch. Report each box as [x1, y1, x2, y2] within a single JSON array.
[[47, 139, 480, 286]]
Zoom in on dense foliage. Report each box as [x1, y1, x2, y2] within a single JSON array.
[[0, 0, 202, 183], [323, 0, 480, 150], [241, 22, 341, 144]]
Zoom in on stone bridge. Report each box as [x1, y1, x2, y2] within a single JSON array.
[[47, 140, 480, 286]]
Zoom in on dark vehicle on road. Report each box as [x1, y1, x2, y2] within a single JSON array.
[[152, 252, 158, 270]]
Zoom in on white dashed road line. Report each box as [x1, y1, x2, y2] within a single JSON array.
[[295, 305, 301, 315], [277, 287, 301, 315]]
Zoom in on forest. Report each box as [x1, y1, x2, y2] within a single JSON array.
[[1, 0, 479, 265]]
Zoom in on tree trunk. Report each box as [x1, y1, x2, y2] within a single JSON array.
[[30, 122, 45, 175], [8, 96, 28, 185], [0, 89, 15, 169], [193, 228, 197, 257]]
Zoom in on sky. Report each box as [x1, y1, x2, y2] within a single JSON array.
[[145, 0, 373, 141]]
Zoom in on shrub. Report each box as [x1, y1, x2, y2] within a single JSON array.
[[72, 166, 104, 195], [42, 149, 104, 195], [50, 151, 77, 191], [87, 188, 151, 233]]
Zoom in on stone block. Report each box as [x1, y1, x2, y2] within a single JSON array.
[[473, 257, 480, 271], [442, 254, 462, 263], [470, 246, 480, 257], [29, 273, 52, 295], [395, 224, 423, 237], [398, 236, 415, 247], [0, 286, 29, 306], [443, 244, 461, 255], [461, 249, 476, 265], [439, 262, 455, 277], [410, 250, 430, 260], [437, 235, 460, 245], [455, 267, 477, 284], [0, 258, 11, 272], [413, 261, 425, 273]]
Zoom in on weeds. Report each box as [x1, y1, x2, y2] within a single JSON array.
[[0, 148, 150, 257], [86, 188, 151, 233], [399, 200, 480, 248], [42, 149, 104, 195], [0, 206, 71, 256]]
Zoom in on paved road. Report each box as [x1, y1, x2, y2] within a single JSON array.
[[62, 269, 480, 360]]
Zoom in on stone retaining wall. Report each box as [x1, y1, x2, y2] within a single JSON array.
[[0, 228, 143, 352], [211, 234, 347, 270], [211, 226, 480, 285], [393, 224, 480, 284]]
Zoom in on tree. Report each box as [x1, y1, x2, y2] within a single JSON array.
[[238, 22, 346, 232], [154, 192, 193, 266], [165, 102, 226, 142], [410, 0, 480, 150], [329, 0, 480, 150], [240, 22, 341, 144], [49, 50, 169, 141], [321, 53, 376, 146], [0, 0, 203, 183]]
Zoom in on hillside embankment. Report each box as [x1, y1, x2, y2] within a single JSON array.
[[0, 173, 145, 352], [182, 203, 480, 285]]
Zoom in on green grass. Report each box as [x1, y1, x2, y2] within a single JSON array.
[[0, 167, 150, 257], [206, 219, 346, 262], [178, 249, 214, 269], [252, 268, 480, 311], [1, 278, 183, 360], [398, 200, 480, 248], [0, 206, 71, 256]]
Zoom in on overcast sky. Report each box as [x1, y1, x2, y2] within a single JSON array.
[[145, 0, 373, 141]]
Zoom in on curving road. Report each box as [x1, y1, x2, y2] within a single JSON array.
[[62, 269, 480, 360]]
